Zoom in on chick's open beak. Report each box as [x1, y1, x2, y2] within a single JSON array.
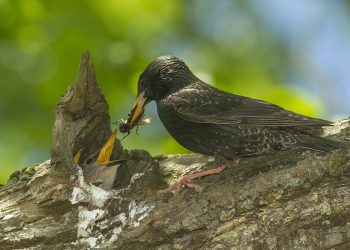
[[129, 91, 148, 125]]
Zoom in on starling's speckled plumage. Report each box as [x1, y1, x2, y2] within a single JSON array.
[[131, 55, 349, 159]]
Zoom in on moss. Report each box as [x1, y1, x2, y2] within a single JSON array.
[[23, 165, 37, 174], [8, 170, 21, 182]]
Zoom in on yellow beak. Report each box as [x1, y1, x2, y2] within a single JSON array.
[[129, 91, 147, 125]]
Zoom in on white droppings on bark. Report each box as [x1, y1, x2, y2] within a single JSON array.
[[70, 166, 154, 248], [90, 184, 110, 208], [130, 172, 145, 184], [77, 207, 105, 237], [85, 237, 98, 248], [108, 213, 127, 243], [69, 187, 85, 205], [109, 226, 123, 243], [128, 201, 155, 227], [107, 201, 155, 244], [69, 166, 111, 208]]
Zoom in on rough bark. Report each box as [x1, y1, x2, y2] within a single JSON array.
[[1, 52, 350, 250]]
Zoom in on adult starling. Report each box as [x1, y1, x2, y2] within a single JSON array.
[[125, 55, 349, 193]]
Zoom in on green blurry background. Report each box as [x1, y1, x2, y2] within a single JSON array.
[[1, 0, 350, 183]]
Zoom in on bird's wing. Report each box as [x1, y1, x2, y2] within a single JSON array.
[[169, 85, 333, 127]]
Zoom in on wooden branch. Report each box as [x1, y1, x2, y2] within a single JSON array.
[[1, 52, 350, 249]]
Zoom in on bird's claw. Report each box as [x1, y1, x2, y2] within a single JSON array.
[[158, 165, 226, 195], [158, 176, 202, 194]]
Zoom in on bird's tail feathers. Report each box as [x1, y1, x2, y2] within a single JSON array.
[[298, 136, 350, 153]]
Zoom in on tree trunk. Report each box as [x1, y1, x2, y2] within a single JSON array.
[[1, 52, 350, 250]]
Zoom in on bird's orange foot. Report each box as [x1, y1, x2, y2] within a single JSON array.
[[158, 165, 226, 195]]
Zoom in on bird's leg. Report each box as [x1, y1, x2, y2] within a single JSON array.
[[158, 154, 241, 195], [158, 165, 226, 194]]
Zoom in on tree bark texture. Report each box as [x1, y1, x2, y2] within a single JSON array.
[[1, 52, 350, 250]]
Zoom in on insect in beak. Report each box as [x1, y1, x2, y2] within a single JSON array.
[[118, 91, 151, 138], [129, 91, 148, 125], [118, 117, 152, 139]]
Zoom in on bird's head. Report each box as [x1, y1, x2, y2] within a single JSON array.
[[128, 56, 197, 125]]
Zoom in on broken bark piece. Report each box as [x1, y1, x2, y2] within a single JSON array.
[[51, 51, 122, 166]]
